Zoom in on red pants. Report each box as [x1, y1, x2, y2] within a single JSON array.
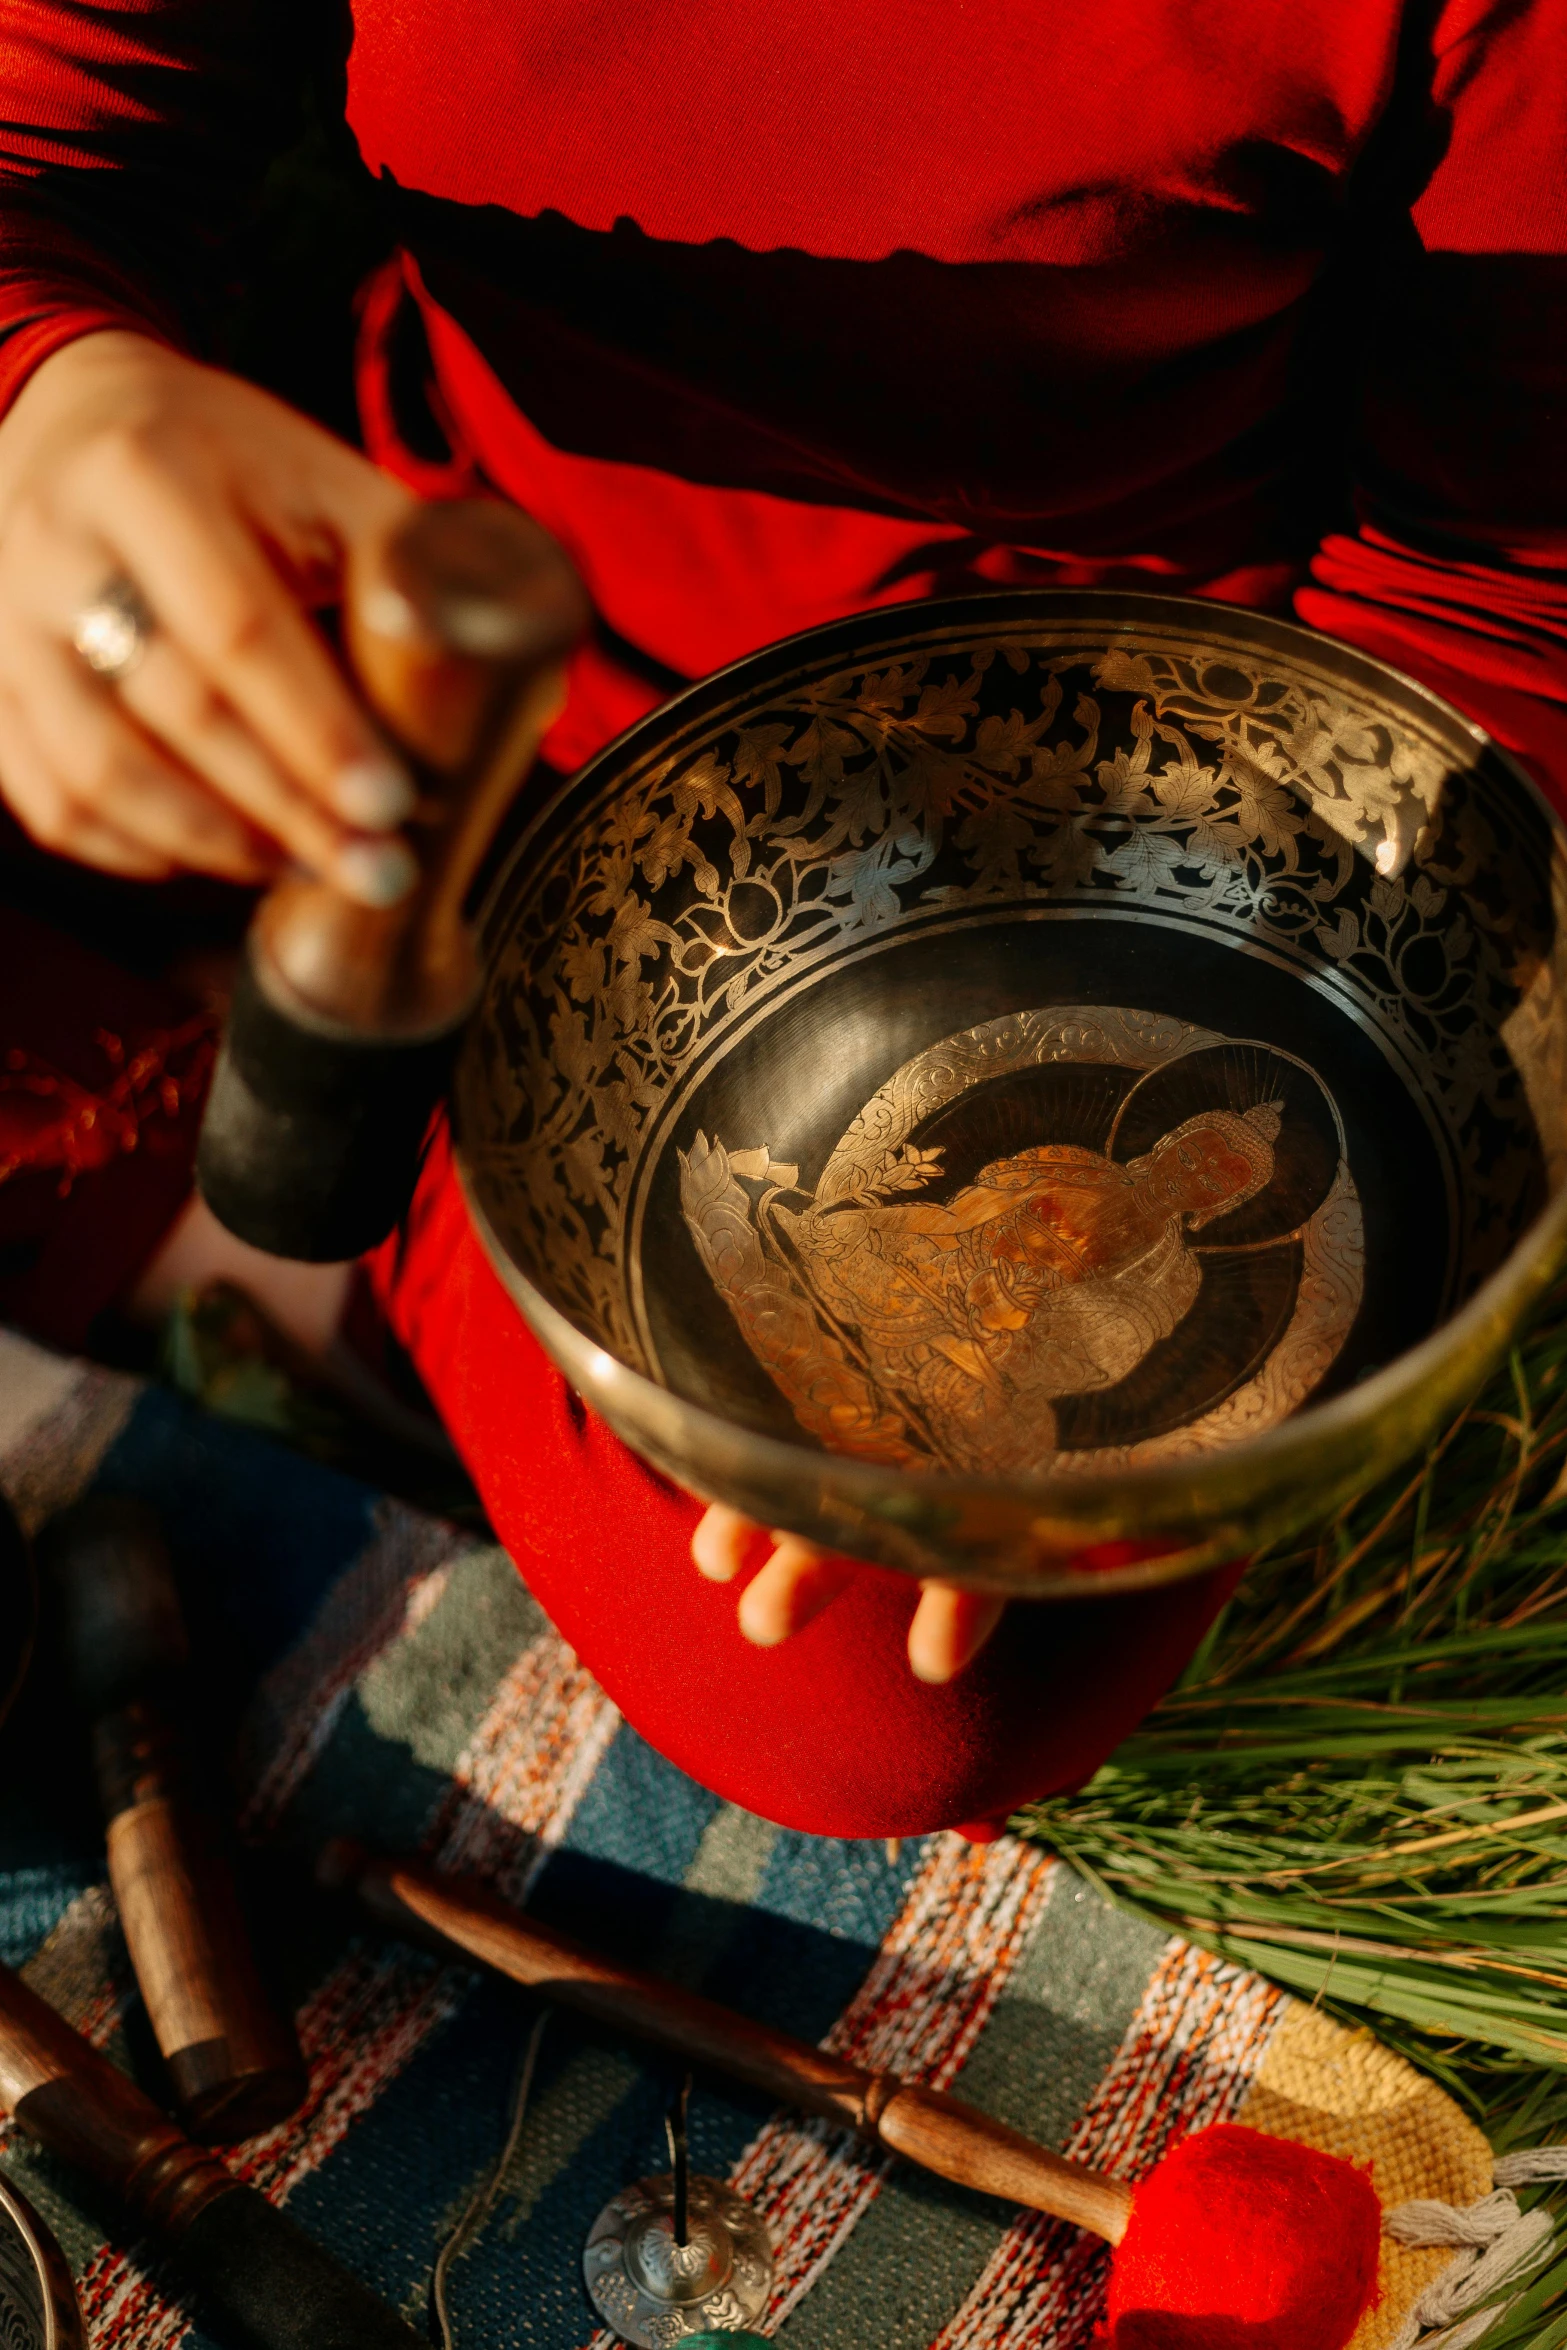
[[3, 898, 1240, 1840], [369, 1124, 1241, 1837]]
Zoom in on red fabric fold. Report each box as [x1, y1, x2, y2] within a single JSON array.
[[367, 1123, 1245, 1838]]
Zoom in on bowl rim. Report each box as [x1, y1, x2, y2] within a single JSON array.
[[459, 586, 1567, 1577]]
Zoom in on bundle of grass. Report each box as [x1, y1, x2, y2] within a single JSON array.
[[1015, 1279, 1567, 2350]]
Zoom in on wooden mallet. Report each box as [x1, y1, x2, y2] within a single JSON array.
[[197, 500, 588, 1262], [38, 1495, 306, 2142], [325, 1844, 1384, 2350]]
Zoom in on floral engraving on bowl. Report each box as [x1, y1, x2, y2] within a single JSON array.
[[463, 618, 1552, 1380]]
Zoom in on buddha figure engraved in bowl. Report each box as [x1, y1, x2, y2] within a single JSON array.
[[679, 1006, 1364, 1479]]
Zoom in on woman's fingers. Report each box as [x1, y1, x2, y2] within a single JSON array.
[[691, 1503, 763, 1582], [0, 640, 275, 882], [736, 1537, 861, 1646], [691, 1506, 1008, 1674], [84, 429, 415, 838], [691, 1507, 859, 1640], [908, 1586, 1007, 1683], [0, 692, 176, 878], [116, 633, 416, 903], [0, 334, 430, 887], [2, 500, 416, 901]]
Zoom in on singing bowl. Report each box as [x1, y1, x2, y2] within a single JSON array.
[[455, 591, 1567, 1597]]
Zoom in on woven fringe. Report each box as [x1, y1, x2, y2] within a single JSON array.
[[1383, 2144, 1567, 2350], [1494, 2149, 1567, 2188]]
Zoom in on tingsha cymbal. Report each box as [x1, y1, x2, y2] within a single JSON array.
[[0, 2172, 86, 2349], [583, 2173, 773, 2347]]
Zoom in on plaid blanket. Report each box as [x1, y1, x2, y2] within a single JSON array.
[[0, 1329, 1488, 2350]]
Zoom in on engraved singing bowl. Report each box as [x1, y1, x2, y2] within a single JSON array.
[[455, 591, 1567, 1596]]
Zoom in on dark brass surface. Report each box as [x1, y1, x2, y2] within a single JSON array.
[[456, 591, 1567, 1595]]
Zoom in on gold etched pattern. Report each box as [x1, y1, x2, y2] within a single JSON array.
[[678, 1008, 1364, 1475], [461, 613, 1552, 1383]]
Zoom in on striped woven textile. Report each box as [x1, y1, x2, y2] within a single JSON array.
[[0, 1328, 1303, 2349]]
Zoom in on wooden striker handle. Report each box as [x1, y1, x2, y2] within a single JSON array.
[[98, 1705, 306, 2143], [0, 1959, 235, 2236], [326, 1845, 1134, 2244], [256, 500, 589, 1034], [41, 1497, 305, 2143], [0, 1962, 429, 2349]]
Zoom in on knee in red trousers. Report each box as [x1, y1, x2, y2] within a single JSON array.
[[371, 1124, 1241, 1840]]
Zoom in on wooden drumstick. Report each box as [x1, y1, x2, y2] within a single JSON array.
[[40, 1496, 306, 2143], [197, 500, 588, 1262], [323, 1847, 1390, 2350], [0, 1960, 426, 2349], [320, 1842, 1134, 2242]]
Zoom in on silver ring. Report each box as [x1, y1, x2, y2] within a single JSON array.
[[71, 574, 155, 683]]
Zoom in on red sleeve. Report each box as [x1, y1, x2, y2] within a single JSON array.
[[0, 896, 213, 1352], [1296, 0, 1567, 808], [0, 0, 315, 418]]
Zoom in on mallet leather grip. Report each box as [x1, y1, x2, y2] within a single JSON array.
[[196, 957, 460, 1263], [327, 1843, 1135, 2244], [0, 1961, 425, 2350]]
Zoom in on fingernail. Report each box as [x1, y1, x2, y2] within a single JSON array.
[[908, 1650, 953, 1685], [737, 1584, 786, 1647], [332, 755, 416, 830], [334, 837, 420, 907]]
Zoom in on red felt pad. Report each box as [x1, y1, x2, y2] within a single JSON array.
[[1107, 2124, 1381, 2350]]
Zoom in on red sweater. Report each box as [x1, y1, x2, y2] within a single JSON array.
[[2, 0, 1566, 786], [2, 2, 1565, 1831]]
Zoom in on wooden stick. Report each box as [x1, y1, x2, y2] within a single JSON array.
[[257, 499, 588, 1037], [197, 499, 588, 1262], [323, 1843, 1135, 2245], [0, 1960, 427, 2349], [40, 1497, 306, 2144]]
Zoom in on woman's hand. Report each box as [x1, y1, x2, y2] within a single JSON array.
[[691, 1503, 1005, 1682], [0, 330, 420, 894]]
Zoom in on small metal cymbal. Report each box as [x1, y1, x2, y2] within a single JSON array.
[[583, 2172, 773, 2346], [0, 2171, 86, 2348]]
